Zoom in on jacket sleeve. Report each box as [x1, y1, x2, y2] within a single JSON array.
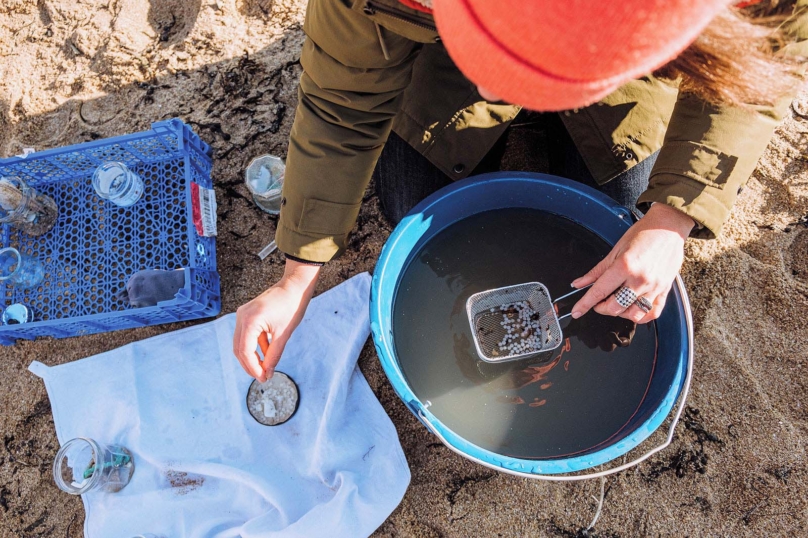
[[636, 95, 788, 239], [276, 0, 421, 262], [638, 6, 807, 239]]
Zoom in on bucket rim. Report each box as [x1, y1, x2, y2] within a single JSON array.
[[370, 172, 692, 476]]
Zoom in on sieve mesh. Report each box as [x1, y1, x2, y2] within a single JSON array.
[[466, 282, 563, 363]]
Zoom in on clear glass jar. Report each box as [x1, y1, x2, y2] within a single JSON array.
[[1, 303, 33, 324], [0, 176, 58, 236], [245, 155, 285, 215], [53, 438, 135, 495], [0, 247, 44, 289], [92, 162, 144, 207]]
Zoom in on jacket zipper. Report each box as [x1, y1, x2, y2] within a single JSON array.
[[375, 23, 392, 60], [363, 1, 438, 33]]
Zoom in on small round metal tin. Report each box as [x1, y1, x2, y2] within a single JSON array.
[[246, 372, 300, 426]]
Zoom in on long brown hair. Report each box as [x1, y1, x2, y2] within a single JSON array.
[[654, 1, 804, 107]]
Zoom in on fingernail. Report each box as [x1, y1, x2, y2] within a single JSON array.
[[571, 311, 582, 319]]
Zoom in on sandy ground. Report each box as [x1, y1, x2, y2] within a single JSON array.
[[1, 1, 807, 536]]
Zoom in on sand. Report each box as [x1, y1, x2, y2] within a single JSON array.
[[0, 1, 806, 536]]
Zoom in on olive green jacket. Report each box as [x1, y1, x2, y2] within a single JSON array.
[[277, 0, 806, 262]]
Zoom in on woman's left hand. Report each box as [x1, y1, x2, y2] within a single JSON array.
[[570, 203, 695, 323]]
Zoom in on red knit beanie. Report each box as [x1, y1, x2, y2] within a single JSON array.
[[433, 0, 732, 111]]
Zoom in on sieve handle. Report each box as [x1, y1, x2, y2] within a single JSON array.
[[257, 240, 278, 260], [553, 284, 592, 321], [417, 274, 693, 482]]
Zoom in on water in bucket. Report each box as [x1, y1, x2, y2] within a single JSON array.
[[393, 208, 658, 460]]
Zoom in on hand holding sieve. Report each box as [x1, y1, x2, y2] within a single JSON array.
[[466, 282, 592, 363]]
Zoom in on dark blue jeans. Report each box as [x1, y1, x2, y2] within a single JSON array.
[[373, 111, 659, 224]]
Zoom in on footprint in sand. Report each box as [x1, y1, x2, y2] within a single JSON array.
[[238, 0, 276, 18], [148, 0, 202, 44]]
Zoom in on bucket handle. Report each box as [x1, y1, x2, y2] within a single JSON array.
[[417, 273, 694, 482]]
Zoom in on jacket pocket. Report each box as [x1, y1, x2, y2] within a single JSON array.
[[651, 141, 738, 190], [352, 0, 439, 43], [298, 198, 363, 236]]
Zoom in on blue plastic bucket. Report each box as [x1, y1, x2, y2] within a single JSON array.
[[370, 172, 693, 479]]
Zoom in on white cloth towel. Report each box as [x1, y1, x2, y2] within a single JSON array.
[[30, 273, 410, 538]]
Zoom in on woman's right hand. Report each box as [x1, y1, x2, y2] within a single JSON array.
[[233, 259, 322, 382]]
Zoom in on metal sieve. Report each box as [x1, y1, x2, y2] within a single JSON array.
[[466, 282, 590, 363]]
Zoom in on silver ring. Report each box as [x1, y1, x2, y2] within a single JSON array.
[[614, 286, 638, 309], [635, 296, 652, 313]]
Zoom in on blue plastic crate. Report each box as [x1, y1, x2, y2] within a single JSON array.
[[0, 119, 220, 345]]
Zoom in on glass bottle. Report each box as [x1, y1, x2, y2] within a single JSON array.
[[245, 155, 284, 215], [0, 247, 44, 289], [0, 176, 58, 236], [53, 438, 135, 495], [92, 162, 144, 207]]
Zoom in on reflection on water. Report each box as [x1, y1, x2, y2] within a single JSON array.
[[393, 208, 657, 460]]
